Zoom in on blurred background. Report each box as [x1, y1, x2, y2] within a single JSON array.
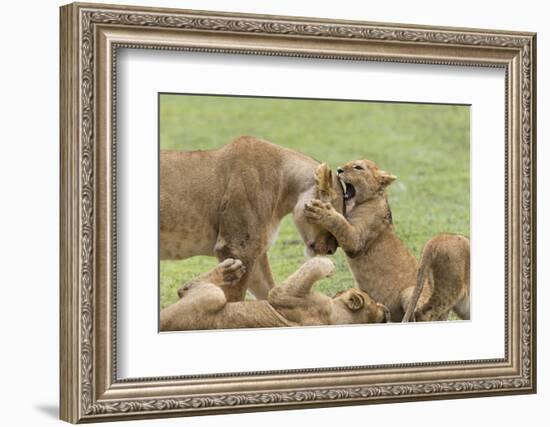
[[159, 94, 470, 309]]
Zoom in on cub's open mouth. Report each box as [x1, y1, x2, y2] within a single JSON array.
[[340, 180, 356, 201]]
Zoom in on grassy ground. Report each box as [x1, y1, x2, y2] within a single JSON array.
[[159, 94, 470, 311]]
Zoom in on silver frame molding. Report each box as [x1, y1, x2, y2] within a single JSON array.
[[60, 2, 537, 423]]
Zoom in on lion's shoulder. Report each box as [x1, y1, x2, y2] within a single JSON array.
[[224, 135, 278, 153]]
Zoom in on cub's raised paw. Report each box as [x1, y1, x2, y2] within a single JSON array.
[[304, 256, 336, 278], [304, 199, 333, 224], [218, 258, 247, 286]]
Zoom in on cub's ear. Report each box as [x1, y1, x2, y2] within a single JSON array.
[[345, 290, 365, 311], [376, 169, 397, 188], [315, 163, 337, 201]]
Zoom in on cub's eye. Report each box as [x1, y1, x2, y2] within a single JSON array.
[[353, 165, 364, 170]]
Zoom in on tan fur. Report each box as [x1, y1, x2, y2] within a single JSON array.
[[305, 159, 430, 321], [160, 136, 344, 302], [402, 234, 470, 322], [160, 257, 390, 331]]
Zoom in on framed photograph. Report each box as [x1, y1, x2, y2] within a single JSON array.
[[60, 2, 536, 423]]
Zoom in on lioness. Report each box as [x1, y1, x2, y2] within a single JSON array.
[[402, 234, 470, 322], [160, 257, 390, 331], [161, 136, 344, 302], [304, 159, 429, 321]]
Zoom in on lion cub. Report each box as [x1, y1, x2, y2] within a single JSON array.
[[160, 257, 390, 331], [402, 234, 470, 322], [305, 159, 428, 321]]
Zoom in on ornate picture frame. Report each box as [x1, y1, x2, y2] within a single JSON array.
[[60, 2, 536, 423]]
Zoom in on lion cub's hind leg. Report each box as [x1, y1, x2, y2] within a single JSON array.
[[281, 257, 336, 298], [268, 257, 336, 326], [162, 259, 246, 331], [403, 234, 470, 322], [268, 257, 335, 311]]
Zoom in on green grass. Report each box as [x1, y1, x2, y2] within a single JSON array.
[[159, 94, 470, 310]]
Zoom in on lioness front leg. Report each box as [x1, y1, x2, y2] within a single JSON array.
[[246, 253, 276, 300], [304, 199, 364, 255]]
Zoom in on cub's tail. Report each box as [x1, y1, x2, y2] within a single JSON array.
[[402, 243, 432, 322]]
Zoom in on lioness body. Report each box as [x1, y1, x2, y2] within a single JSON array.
[[160, 258, 389, 331], [403, 234, 470, 322], [305, 159, 430, 321], [160, 136, 342, 302]]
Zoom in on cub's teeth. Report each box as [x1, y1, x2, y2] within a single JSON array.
[[339, 179, 347, 193]]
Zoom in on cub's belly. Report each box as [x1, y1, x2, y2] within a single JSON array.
[[160, 231, 216, 260]]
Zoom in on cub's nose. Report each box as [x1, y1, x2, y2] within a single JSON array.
[[336, 167, 344, 174]]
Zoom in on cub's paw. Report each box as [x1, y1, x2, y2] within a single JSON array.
[[218, 258, 247, 286], [304, 199, 334, 225], [304, 256, 336, 278]]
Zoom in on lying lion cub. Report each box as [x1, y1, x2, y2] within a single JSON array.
[[160, 257, 390, 331], [402, 234, 470, 322], [305, 159, 429, 322]]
